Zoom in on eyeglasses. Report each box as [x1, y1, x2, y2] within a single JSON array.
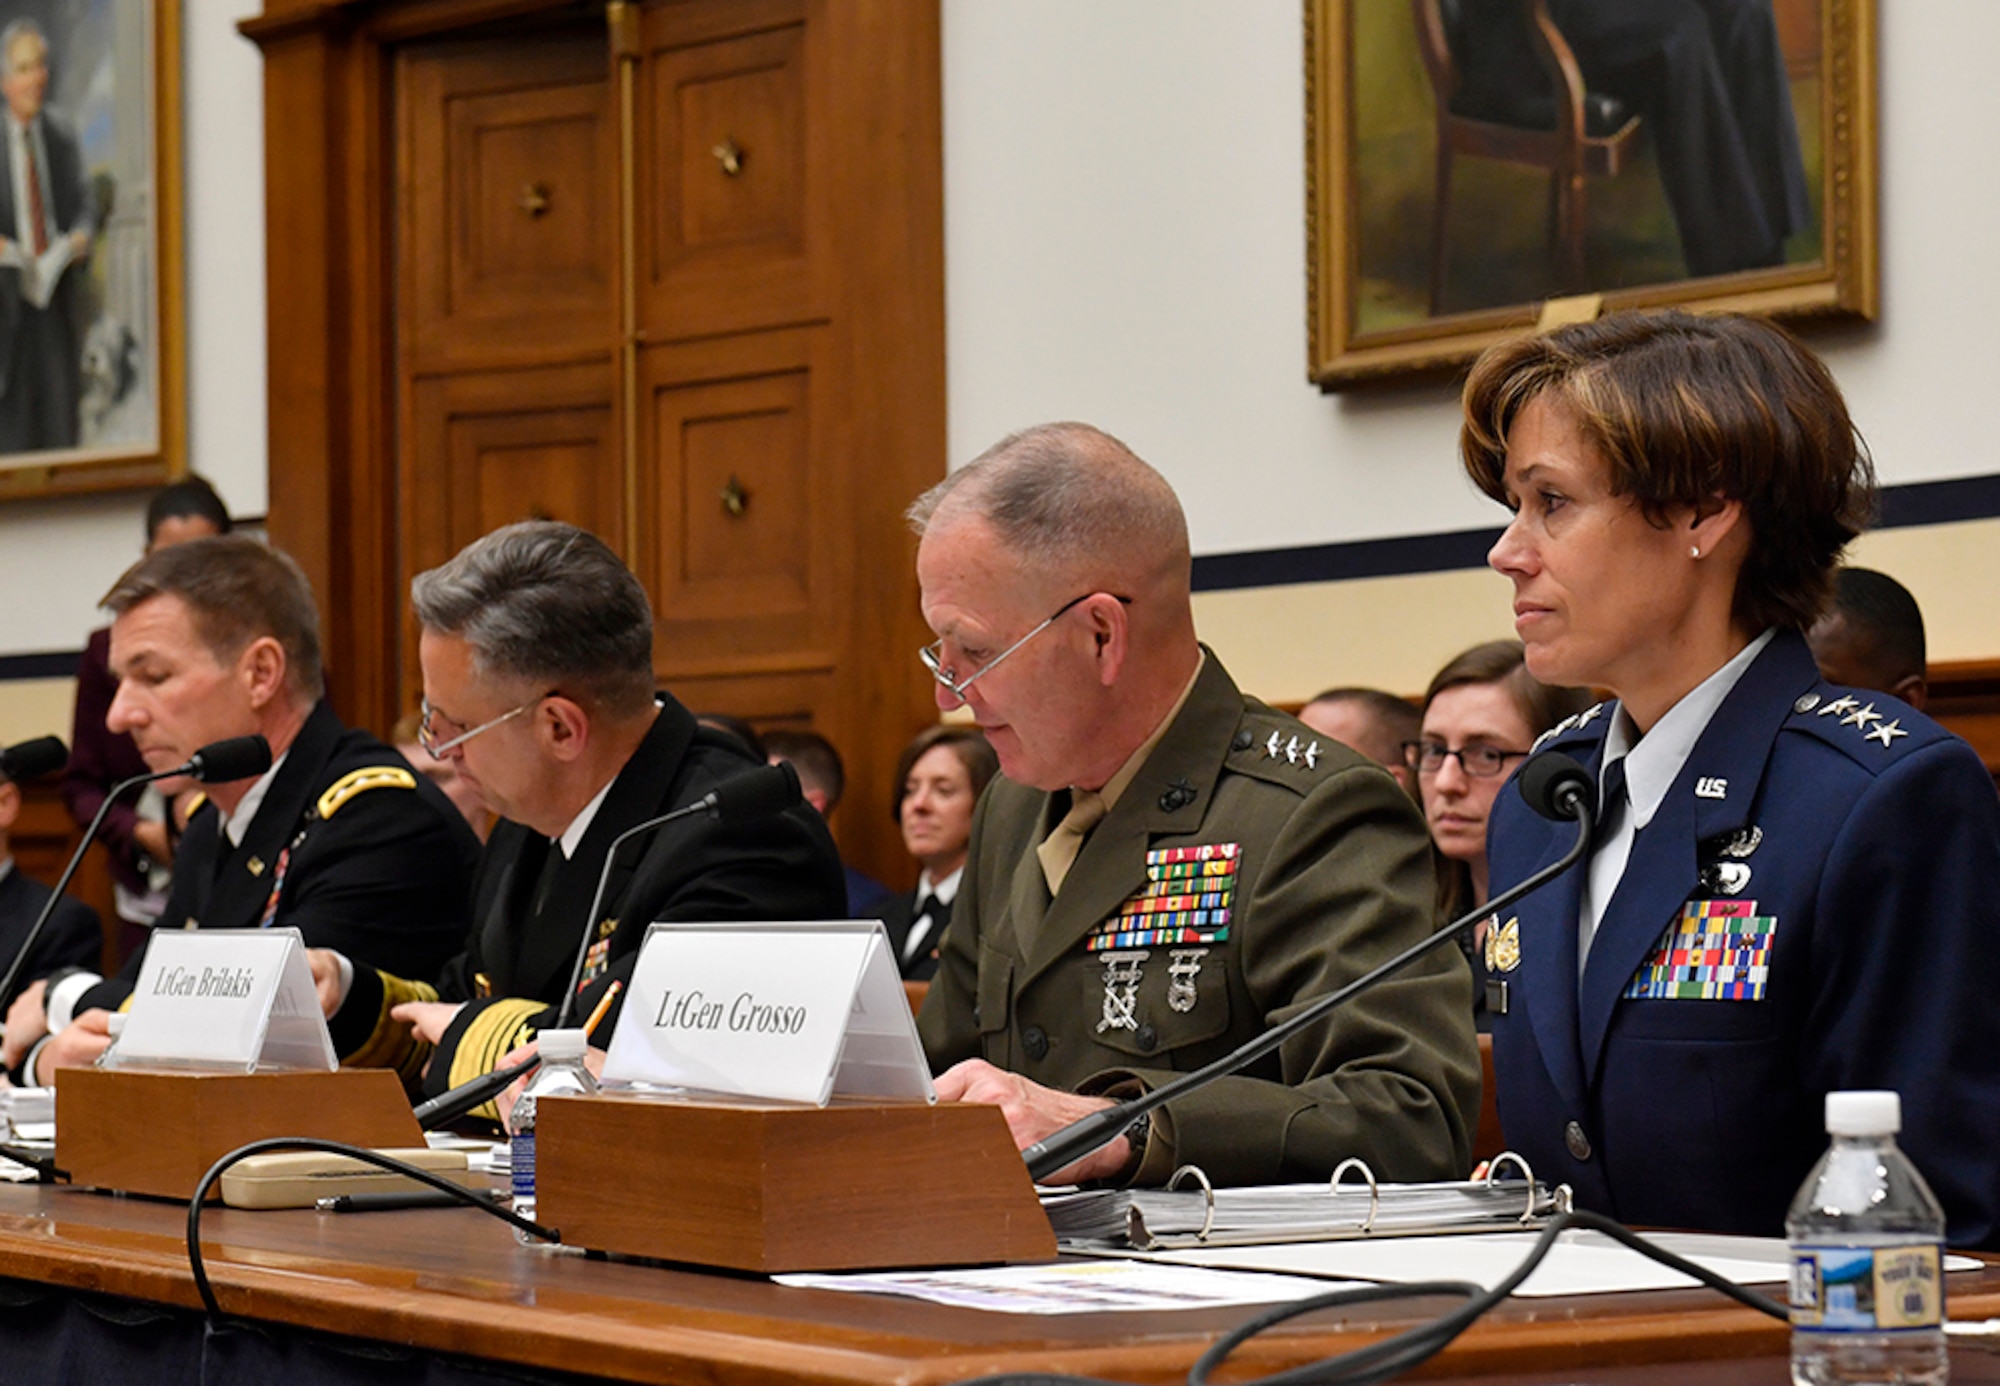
[[919, 593, 1133, 702], [1401, 740, 1529, 779], [418, 691, 554, 758]]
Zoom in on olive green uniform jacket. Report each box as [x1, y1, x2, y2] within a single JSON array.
[[918, 656, 1480, 1186]]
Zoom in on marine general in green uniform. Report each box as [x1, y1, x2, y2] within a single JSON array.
[[911, 423, 1480, 1187]]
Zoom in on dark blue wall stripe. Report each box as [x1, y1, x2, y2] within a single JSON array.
[[0, 652, 80, 681], [1, 482, 1993, 672], [1192, 472, 2000, 594]]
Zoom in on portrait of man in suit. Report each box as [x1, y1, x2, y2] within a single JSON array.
[[0, 17, 93, 453]]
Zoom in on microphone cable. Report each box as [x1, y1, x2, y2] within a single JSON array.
[[184, 1136, 558, 1327], [952, 1208, 1788, 1386]]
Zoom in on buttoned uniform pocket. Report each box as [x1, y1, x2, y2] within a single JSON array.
[[1086, 950, 1234, 1063], [975, 943, 1014, 1059]]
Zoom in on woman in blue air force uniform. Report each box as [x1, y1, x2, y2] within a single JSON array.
[[1463, 310, 2000, 1247]]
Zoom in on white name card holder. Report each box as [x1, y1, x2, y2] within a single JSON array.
[[600, 920, 935, 1105], [117, 926, 338, 1073]]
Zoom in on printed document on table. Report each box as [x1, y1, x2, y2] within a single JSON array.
[[774, 1259, 1354, 1314], [1124, 1230, 1980, 1298]]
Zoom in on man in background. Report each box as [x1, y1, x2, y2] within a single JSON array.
[[0, 761, 100, 1022], [1808, 566, 1929, 711], [0, 19, 92, 452], [764, 727, 894, 916], [912, 422, 1476, 1187], [1297, 687, 1420, 796]]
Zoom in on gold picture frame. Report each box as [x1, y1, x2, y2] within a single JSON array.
[[0, 0, 185, 497], [1307, 0, 1877, 390]]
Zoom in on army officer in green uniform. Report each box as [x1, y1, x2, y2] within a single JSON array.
[[911, 423, 1480, 1187]]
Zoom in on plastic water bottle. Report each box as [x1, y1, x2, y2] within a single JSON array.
[[506, 1028, 597, 1247], [1787, 1091, 1948, 1386]]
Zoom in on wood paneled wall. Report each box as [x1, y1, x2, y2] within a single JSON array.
[[243, 0, 945, 887]]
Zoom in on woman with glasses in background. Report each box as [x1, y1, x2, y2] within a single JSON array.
[[1405, 641, 1591, 1029]]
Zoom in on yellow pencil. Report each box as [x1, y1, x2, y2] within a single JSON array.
[[581, 980, 623, 1042]]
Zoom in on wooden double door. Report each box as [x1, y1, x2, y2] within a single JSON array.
[[246, 0, 945, 884]]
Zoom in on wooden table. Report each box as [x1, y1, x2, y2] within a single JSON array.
[[3, 1180, 1999, 1384]]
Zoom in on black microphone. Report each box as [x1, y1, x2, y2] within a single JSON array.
[[550, 759, 801, 1026], [1021, 752, 1600, 1183], [413, 1050, 541, 1131], [0, 736, 67, 783], [0, 734, 276, 1024], [186, 735, 275, 784], [1519, 750, 1594, 824], [411, 761, 806, 1128]]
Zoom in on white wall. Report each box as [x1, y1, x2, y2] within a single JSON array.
[[0, 2, 1992, 660], [941, 2, 2000, 555], [0, 0, 264, 658]]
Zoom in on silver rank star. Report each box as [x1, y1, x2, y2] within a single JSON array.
[[1817, 695, 1859, 719], [1096, 950, 1149, 1033], [1840, 702, 1883, 731], [1266, 731, 1284, 760], [1166, 948, 1207, 1013], [1578, 702, 1605, 727], [1303, 740, 1320, 770], [1866, 718, 1908, 747], [1284, 735, 1300, 764]]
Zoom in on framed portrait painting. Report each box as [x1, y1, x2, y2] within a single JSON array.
[[0, 0, 183, 496], [1307, 0, 1877, 389]]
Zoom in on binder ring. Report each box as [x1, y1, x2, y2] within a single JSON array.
[[1481, 1150, 1540, 1225], [1329, 1156, 1380, 1234], [1167, 1164, 1215, 1242]]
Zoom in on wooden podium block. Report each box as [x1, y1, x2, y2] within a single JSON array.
[[57, 1067, 425, 1200], [536, 1093, 1058, 1273]]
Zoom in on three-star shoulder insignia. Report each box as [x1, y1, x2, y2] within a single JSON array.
[[316, 765, 418, 820], [1531, 701, 1604, 754], [1801, 690, 1917, 753]]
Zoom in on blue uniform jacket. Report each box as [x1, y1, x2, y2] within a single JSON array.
[[1486, 630, 2000, 1247]]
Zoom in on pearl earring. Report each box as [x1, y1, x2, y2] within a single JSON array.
[[1690, 545, 1702, 559]]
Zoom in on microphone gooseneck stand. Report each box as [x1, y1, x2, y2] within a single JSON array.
[[1021, 753, 1598, 1183]]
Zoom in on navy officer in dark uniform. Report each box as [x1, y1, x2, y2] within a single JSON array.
[[1462, 310, 2000, 1247], [311, 521, 846, 1111], [8, 536, 480, 1084]]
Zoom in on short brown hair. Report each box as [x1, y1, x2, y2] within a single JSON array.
[[1421, 640, 1594, 742], [103, 535, 325, 702], [1460, 310, 1876, 633], [891, 724, 999, 824]]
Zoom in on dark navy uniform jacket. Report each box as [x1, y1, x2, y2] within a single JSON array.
[[1486, 630, 2000, 1247]]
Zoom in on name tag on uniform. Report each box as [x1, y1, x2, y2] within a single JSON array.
[[1624, 899, 1777, 1002], [600, 921, 934, 1107], [120, 927, 338, 1072]]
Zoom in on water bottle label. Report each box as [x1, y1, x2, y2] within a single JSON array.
[[511, 1132, 536, 1202], [1790, 1245, 1942, 1331]]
